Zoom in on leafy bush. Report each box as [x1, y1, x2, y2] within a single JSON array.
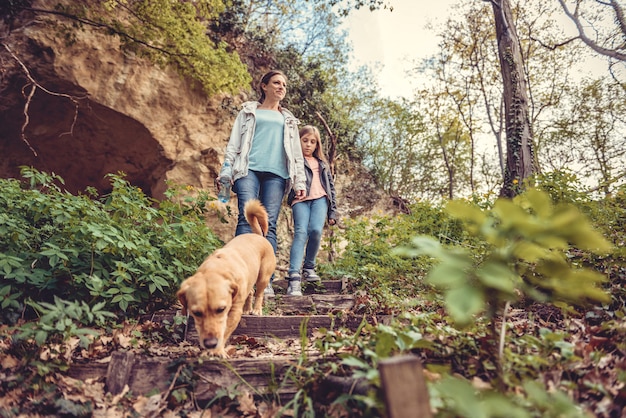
[[396, 188, 613, 328], [0, 168, 223, 323], [327, 201, 466, 309]]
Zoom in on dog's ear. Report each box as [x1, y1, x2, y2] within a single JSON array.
[[177, 284, 188, 315]]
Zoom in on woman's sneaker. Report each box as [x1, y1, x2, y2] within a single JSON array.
[[264, 284, 275, 297], [287, 272, 303, 296], [302, 269, 320, 283]]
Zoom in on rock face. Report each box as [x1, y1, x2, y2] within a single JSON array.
[[0, 3, 395, 263], [1, 9, 234, 201]]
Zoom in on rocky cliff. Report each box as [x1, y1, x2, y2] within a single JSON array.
[[0, 2, 396, 265]]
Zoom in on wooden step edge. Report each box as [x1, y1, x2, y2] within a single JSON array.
[[143, 293, 356, 323], [270, 278, 347, 294], [67, 351, 324, 400], [187, 314, 393, 339]]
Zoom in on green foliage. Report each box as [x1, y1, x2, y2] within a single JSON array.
[[358, 97, 431, 198], [429, 376, 586, 418], [396, 188, 612, 328], [328, 201, 464, 309], [532, 170, 588, 205], [430, 375, 529, 418], [312, 316, 435, 416], [53, 0, 251, 95], [0, 167, 223, 322], [17, 297, 115, 348]]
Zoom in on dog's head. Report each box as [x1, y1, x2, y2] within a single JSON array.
[[177, 272, 239, 350]]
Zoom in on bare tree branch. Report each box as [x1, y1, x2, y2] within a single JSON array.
[[557, 0, 626, 61], [529, 35, 579, 50]]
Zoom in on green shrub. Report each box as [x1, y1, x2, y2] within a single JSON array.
[[0, 167, 223, 322], [328, 201, 466, 310], [396, 188, 613, 328]]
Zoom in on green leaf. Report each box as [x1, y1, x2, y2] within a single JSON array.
[[35, 330, 48, 346], [521, 188, 553, 218], [512, 241, 552, 261], [341, 356, 371, 369], [476, 261, 517, 294], [446, 200, 487, 226], [445, 285, 484, 326]]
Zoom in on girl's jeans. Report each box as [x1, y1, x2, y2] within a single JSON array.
[[233, 170, 286, 255], [289, 197, 328, 275]]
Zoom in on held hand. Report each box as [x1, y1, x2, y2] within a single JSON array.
[[296, 189, 306, 199], [215, 177, 231, 191], [328, 219, 336, 226]]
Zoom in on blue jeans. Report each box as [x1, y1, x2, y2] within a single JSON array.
[[289, 197, 328, 275], [233, 170, 286, 255]]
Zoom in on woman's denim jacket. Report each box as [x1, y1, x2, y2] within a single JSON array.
[[220, 101, 306, 193]]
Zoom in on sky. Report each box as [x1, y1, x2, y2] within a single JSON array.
[[343, 0, 460, 98], [342, 0, 610, 99]]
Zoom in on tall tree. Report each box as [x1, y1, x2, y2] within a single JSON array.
[[358, 97, 429, 199], [487, 0, 537, 197]]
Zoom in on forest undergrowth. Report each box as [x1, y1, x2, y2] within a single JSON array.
[[0, 168, 624, 417]]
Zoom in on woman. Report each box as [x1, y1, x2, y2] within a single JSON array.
[[218, 70, 306, 296], [286, 125, 338, 296]]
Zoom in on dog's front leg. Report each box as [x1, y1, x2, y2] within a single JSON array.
[[224, 305, 245, 344], [251, 288, 264, 316], [243, 293, 253, 315]]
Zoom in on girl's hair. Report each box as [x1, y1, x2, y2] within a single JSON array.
[[299, 125, 329, 164], [258, 70, 287, 103]]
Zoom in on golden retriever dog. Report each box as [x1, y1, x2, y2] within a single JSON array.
[[177, 199, 276, 357]]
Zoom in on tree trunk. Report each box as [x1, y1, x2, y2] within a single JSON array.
[[490, 0, 537, 198]]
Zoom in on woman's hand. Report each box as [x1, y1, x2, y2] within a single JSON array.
[[295, 189, 306, 199]]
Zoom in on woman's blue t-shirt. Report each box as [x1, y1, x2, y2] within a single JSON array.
[[248, 109, 289, 179]]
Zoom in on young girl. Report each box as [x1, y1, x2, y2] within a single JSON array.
[[286, 125, 338, 296]]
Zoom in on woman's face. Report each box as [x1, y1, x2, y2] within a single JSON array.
[[262, 74, 287, 102], [300, 133, 317, 157]]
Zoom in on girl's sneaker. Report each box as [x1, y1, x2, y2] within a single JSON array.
[[287, 280, 302, 296], [302, 269, 320, 283], [287, 272, 303, 296]]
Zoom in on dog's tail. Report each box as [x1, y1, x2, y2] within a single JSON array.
[[244, 199, 269, 237]]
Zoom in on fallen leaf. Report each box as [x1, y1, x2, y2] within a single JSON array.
[[1, 355, 19, 369], [237, 391, 257, 415]]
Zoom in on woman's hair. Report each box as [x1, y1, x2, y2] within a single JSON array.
[[258, 70, 287, 103], [299, 125, 329, 164]]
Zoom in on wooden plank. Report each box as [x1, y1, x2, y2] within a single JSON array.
[[271, 294, 355, 314], [379, 355, 432, 418], [106, 350, 135, 395], [69, 353, 304, 401], [142, 290, 353, 324], [231, 315, 335, 338], [271, 279, 345, 294], [185, 314, 388, 340], [143, 311, 390, 340]]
